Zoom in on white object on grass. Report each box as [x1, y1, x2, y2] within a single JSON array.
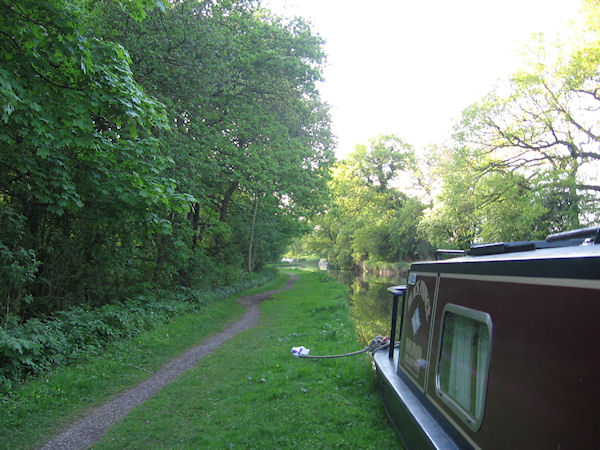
[[291, 346, 310, 357]]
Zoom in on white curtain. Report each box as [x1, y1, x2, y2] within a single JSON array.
[[448, 316, 475, 412], [475, 327, 489, 418], [443, 313, 489, 419]]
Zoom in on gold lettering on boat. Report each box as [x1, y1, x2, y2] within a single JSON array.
[[407, 279, 431, 321]]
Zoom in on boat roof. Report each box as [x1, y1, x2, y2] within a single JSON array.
[[412, 227, 600, 280]]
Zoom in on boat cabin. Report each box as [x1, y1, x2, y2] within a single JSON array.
[[373, 227, 600, 449]]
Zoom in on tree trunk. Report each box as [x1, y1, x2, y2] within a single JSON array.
[[219, 181, 238, 222], [189, 202, 200, 249], [248, 197, 258, 272]]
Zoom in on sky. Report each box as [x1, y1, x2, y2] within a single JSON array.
[[261, 0, 582, 158]]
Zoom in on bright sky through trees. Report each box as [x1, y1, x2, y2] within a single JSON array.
[[262, 0, 582, 157]]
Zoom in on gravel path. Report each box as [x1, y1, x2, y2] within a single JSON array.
[[41, 273, 298, 450]]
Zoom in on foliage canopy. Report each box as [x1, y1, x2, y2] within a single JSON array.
[[0, 0, 333, 320]]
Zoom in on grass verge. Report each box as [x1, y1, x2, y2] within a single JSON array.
[[94, 270, 400, 448], [0, 273, 291, 449]]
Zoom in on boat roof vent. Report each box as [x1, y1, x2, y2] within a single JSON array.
[[468, 241, 536, 256], [464, 226, 599, 257], [545, 226, 600, 244]]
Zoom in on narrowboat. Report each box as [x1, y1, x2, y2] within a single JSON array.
[[373, 227, 600, 449]]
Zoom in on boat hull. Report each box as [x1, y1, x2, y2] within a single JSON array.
[[373, 349, 467, 449]]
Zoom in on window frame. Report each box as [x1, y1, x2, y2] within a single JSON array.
[[435, 303, 493, 432]]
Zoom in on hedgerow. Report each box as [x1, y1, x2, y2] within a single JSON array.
[[0, 268, 277, 394]]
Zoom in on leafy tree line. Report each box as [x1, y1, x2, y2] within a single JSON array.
[[300, 2, 600, 268], [421, 1, 600, 248], [1, 0, 334, 321], [299, 135, 433, 270]]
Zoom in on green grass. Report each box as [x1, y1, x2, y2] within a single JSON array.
[[1, 271, 400, 449], [0, 274, 290, 449], [94, 270, 400, 449]]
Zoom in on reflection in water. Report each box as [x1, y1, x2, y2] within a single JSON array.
[[335, 271, 407, 346]]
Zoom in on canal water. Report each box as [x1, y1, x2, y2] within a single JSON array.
[[334, 270, 407, 346]]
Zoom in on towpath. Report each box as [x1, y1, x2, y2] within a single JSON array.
[[41, 273, 298, 450]]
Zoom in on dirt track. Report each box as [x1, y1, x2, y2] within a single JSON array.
[[41, 273, 297, 450]]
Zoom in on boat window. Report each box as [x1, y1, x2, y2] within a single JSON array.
[[435, 304, 492, 432]]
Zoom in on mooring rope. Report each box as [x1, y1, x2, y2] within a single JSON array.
[[294, 335, 390, 359]]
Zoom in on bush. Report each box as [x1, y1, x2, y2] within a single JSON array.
[[0, 268, 277, 394]]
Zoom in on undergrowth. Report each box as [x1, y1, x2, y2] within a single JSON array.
[[0, 268, 277, 394], [0, 271, 288, 449]]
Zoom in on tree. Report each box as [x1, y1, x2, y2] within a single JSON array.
[[418, 146, 557, 248], [306, 135, 427, 268], [420, 5, 600, 248], [347, 135, 415, 192], [86, 0, 334, 272], [0, 0, 336, 322], [0, 0, 188, 318], [452, 6, 600, 229]]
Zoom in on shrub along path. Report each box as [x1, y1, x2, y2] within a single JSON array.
[[41, 273, 298, 450]]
